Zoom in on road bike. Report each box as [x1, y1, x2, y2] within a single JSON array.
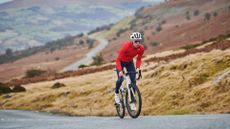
[[115, 70, 142, 119]]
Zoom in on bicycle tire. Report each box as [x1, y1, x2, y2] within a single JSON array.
[[115, 89, 125, 119], [126, 84, 142, 118]]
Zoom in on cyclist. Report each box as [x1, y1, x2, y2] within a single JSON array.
[[114, 32, 145, 110]]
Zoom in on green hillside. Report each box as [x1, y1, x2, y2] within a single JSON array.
[[0, 5, 133, 53]]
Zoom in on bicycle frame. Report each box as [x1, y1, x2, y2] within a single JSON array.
[[120, 74, 135, 107]]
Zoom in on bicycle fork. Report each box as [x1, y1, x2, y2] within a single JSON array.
[[125, 76, 136, 104]]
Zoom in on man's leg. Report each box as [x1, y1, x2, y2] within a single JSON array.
[[115, 68, 124, 94], [126, 61, 137, 103], [114, 62, 124, 104], [126, 61, 137, 87]]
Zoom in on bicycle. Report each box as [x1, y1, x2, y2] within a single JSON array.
[[115, 70, 142, 119]]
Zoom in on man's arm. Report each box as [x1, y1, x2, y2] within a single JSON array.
[[136, 47, 144, 70], [116, 43, 129, 72]]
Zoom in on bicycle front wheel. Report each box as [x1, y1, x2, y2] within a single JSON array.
[[115, 89, 125, 119], [126, 84, 142, 118]]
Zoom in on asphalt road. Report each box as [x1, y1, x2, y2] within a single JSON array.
[[0, 110, 230, 129]]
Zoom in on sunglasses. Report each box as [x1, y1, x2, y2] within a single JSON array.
[[134, 40, 141, 43]]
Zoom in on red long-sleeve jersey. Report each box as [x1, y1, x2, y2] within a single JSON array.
[[116, 41, 145, 72]]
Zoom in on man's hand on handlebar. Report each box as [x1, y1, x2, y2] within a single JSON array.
[[119, 71, 124, 77], [136, 68, 142, 80]]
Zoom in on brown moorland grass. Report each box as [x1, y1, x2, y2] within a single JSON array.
[[6, 39, 230, 86], [0, 49, 230, 116]]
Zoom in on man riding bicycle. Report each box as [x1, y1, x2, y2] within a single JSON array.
[[114, 32, 145, 111]]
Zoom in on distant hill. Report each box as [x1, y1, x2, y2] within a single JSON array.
[[0, 0, 161, 54], [0, 34, 98, 82], [97, 0, 230, 63], [0, 0, 159, 9]]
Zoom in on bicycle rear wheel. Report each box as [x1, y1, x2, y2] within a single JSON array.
[[115, 89, 125, 119], [126, 84, 142, 118]]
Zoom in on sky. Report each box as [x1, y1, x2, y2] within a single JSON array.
[[0, 0, 13, 4], [0, 0, 165, 5]]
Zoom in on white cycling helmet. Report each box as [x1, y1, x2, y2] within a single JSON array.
[[130, 32, 142, 41]]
